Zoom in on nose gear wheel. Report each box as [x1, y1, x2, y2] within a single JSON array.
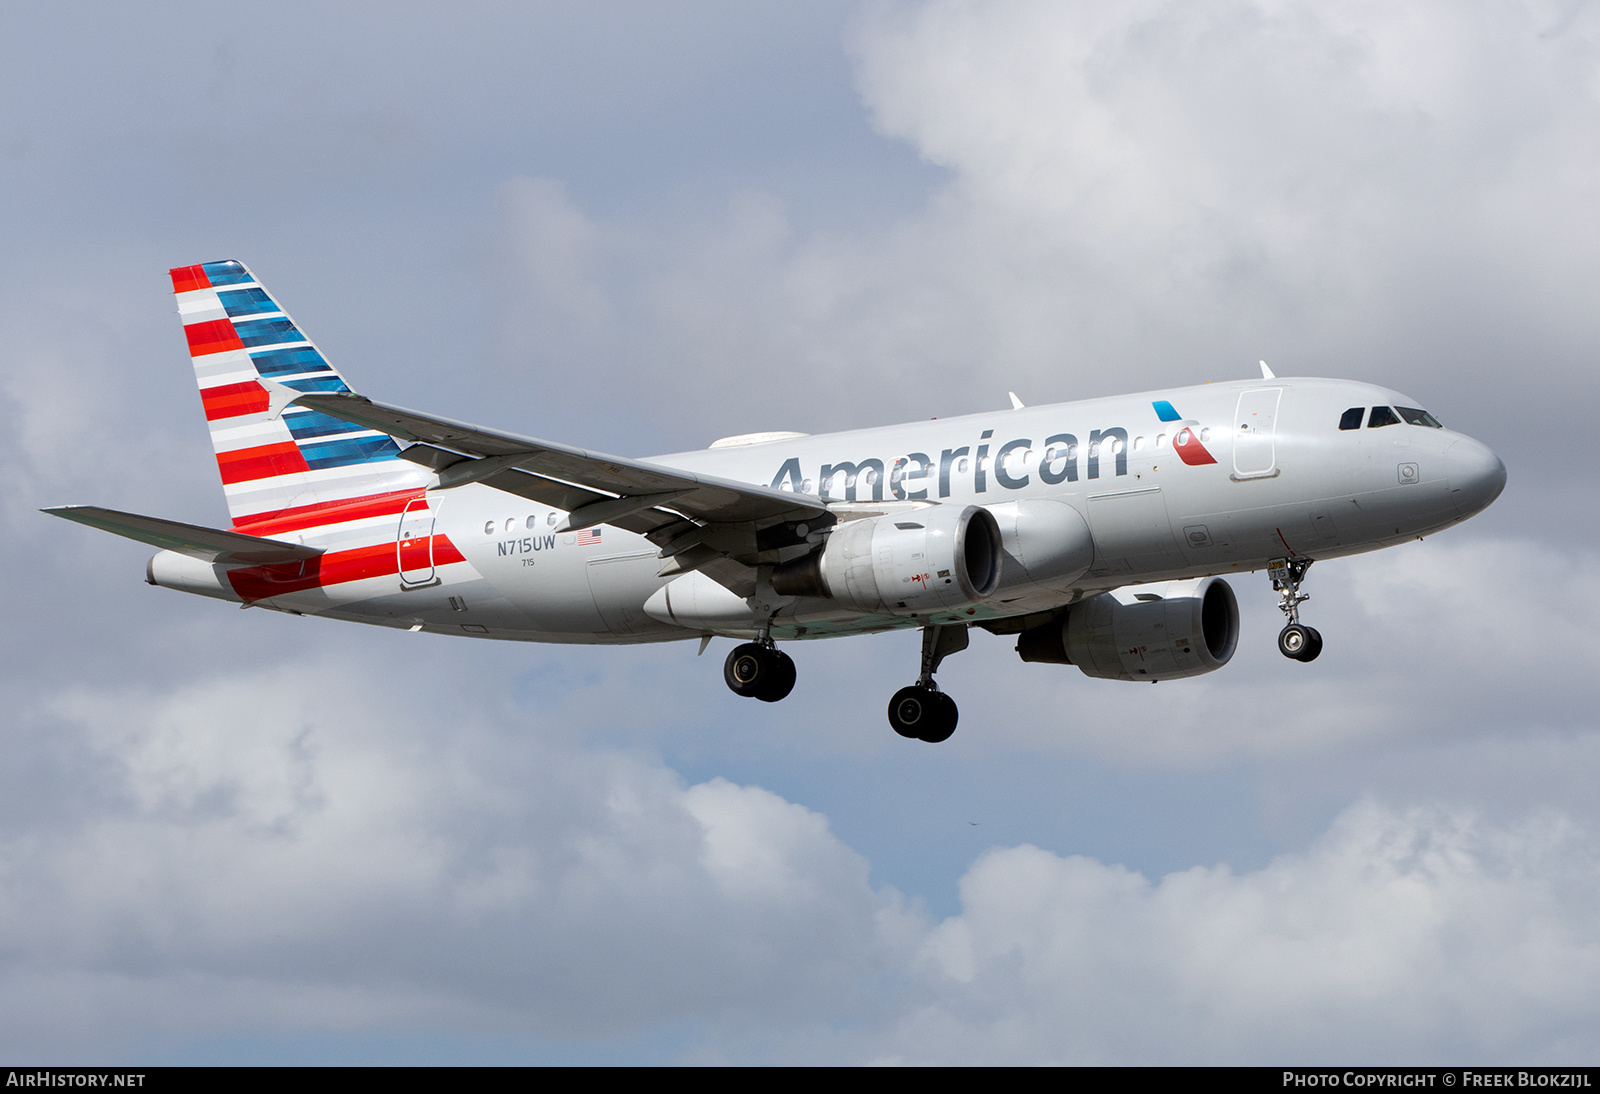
[[1276, 622, 1323, 662], [1269, 557, 1323, 662]]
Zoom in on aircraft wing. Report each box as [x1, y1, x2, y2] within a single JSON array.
[[287, 390, 826, 524], [282, 389, 829, 590], [43, 505, 323, 565]]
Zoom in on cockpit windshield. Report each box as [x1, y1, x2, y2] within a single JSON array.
[[1396, 406, 1443, 428], [1340, 405, 1445, 430]]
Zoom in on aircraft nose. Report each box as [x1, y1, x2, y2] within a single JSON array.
[[1445, 436, 1507, 518]]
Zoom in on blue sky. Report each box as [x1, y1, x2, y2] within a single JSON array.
[[2, 0, 1597, 1064]]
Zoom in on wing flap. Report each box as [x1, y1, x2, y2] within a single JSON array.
[[464, 469, 687, 537], [44, 506, 322, 565], [474, 467, 610, 513]]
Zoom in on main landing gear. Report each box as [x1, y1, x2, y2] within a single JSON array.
[[723, 629, 796, 703], [721, 621, 968, 743], [887, 624, 968, 743], [1269, 557, 1323, 663]]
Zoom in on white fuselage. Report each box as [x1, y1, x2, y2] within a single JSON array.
[[149, 376, 1506, 644]]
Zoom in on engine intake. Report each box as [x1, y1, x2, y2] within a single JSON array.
[[773, 505, 1002, 614]]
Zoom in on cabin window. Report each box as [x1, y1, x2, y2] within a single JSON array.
[[1339, 407, 1364, 430], [1133, 436, 1145, 451], [957, 458, 969, 473], [1156, 434, 1167, 448], [483, 521, 495, 536], [548, 512, 559, 526], [526, 515, 538, 530], [1397, 407, 1443, 428], [1368, 406, 1399, 428]]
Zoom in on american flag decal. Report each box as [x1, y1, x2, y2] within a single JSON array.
[[576, 528, 602, 546]]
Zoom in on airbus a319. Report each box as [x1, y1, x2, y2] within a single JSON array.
[[49, 261, 1507, 742]]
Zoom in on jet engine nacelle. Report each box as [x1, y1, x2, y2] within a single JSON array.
[[1017, 576, 1240, 681], [773, 505, 1002, 614]]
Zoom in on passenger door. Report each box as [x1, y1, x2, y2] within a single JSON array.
[[397, 497, 437, 587], [1233, 388, 1282, 478]]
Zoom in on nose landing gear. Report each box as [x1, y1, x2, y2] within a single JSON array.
[[1269, 557, 1323, 662], [887, 624, 967, 742]]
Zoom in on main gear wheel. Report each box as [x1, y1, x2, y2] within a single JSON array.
[[723, 643, 797, 702]]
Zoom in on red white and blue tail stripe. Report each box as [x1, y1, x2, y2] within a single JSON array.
[[170, 260, 431, 529]]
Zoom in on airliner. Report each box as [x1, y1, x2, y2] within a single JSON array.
[[47, 261, 1507, 742]]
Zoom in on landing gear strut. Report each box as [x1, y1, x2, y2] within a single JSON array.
[[888, 624, 967, 742], [1269, 557, 1323, 663], [723, 626, 796, 703]]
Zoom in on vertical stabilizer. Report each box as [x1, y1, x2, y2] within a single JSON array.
[[170, 260, 431, 530]]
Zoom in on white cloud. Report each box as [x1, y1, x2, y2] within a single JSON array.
[[9, 661, 1599, 1064], [848, 0, 1600, 363], [0, 659, 916, 1055], [871, 800, 1600, 1064], [479, 0, 1600, 457]]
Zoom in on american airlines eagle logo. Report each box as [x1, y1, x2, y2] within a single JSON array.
[[1151, 400, 1218, 466]]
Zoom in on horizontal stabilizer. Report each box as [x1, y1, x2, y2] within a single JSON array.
[[43, 505, 323, 565]]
